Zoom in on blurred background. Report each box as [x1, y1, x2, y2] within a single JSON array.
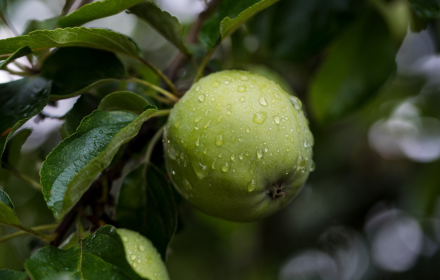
[[2, 0, 440, 279]]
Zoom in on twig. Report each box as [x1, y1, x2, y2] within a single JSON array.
[[144, 125, 165, 166], [139, 58, 179, 96], [194, 48, 215, 83], [61, 0, 76, 16], [8, 224, 56, 242], [0, 224, 58, 243], [130, 77, 179, 103], [1, 164, 42, 192]]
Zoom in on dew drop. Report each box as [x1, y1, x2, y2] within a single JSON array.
[[227, 110, 232, 116], [252, 111, 268, 124], [238, 86, 247, 92], [193, 162, 208, 178], [184, 179, 192, 190], [133, 263, 138, 268], [304, 139, 308, 148], [131, 255, 136, 260], [215, 134, 224, 146], [290, 96, 302, 110], [264, 147, 269, 152], [239, 153, 244, 160], [212, 160, 216, 169], [259, 97, 268, 106], [215, 104, 223, 111], [310, 161, 316, 172], [196, 86, 201, 91], [211, 97, 215, 102], [194, 116, 202, 122], [247, 180, 256, 192], [204, 119, 211, 128], [168, 145, 177, 160], [240, 97, 245, 102], [221, 162, 230, 172], [240, 75, 249, 81], [245, 127, 251, 133], [217, 116, 223, 123], [195, 137, 200, 147], [297, 155, 306, 169], [218, 153, 223, 158], [273, 93, 281, 100], [195, 125, 199, 130], [123, 237, 128, 243], [257, 149, 264, 159], [231, 154, 236, 161], [211, 82, 219, 88], [273, 115, 280, 124], [198, 95, 205, 102], [174, 120, 181, 128]]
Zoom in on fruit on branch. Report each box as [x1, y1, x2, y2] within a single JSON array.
[[163, 70, 314, 222], [118, 229, 169, 280]]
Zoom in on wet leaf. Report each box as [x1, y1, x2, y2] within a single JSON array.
[[0, 46, 31, 70], [98, 91, 149, 114], [0, 270, 28, 280], [0, 189, 21, 226]]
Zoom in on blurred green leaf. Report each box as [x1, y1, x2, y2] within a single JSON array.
[[59, 0, 144, 27], [4, 129, 32, 167], [310, 10, 396, 123], [0, 77, 51, 160], [22, 17, 59, 35], [116, 164, 177, 261], [252, 0, 362, 61], [0, 46, 31, 70], [0, 189, 21, 226], [128, 1, 191, 56], [0, 270, 28, 280], [41, 107, 157, 221], [408, 0, 440, 19], [41, 47, 125, 97], [0, 28, 140, 61], [98, 91, 149, 113], [200, 0, 280, 48], [25, 225, 146, 280], [63, 95, 101, 136]]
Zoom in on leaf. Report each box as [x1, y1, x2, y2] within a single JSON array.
[[3, 129, 32, 166], [128, 2, 191, 56], [0, 77, 51, 160], [309, 10, 396, 123], [41, 47, 125, 97], [41, 107, 157, 221], [0, 189, 21, 226], [200, 0, 280, 48], [59, 0, 144, 27], [98, 91, 149, 114], [116, 164, 177, 261], [0, 46, 31, 70], [25, 225, 147, 280], [22, 17, 60, 35], [63, 95, 101, 136], [0, 27, 140, 61], [408, 0, 440, 19], [0, 270, 28, 280]]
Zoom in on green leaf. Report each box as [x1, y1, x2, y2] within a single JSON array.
[[63, 95, 101, 136], [200, 0, 280, 48], [0, 189, 21, 226], [309, 10, 396, 123], [128, 2, 191, 56], [0, 27, 140, 61], [0, 77, 51, 160], [116, 164, 177, 261], [408, 0, 440, 19], [25, 225, 147, 280], [0, 270, 28, 280], [0, 46, 31, 70], [41, 107, 157, 221], [59, 0, 144, 27], [3, 129, 32, 166], [22, 17, 60, 35], [98, 91, 149, 114], [41, 47, 125, 97]]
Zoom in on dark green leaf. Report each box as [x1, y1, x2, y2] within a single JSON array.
[[41, 107, 157, 221], [116, 164, 177, 261], [3, 129, 32, 166], [0, 27, 140, 61], [309, 10, 396, 123], [0, 270, 28, 280], [98, 91, 149, 113], [22, 17, 59, 35], [0, 189, 21, 226], [41, 47, 125, 97], [200, 0, 279, 48], [63, 95, 101, 136], [0, 77, 51, 160], [25, 225, 146, 280], [0, 46, 31, 70], [59, 0, 144, 27], [252, 0, 362, 61], [128, 2, 191, 56], [408, 0, 440, 19]]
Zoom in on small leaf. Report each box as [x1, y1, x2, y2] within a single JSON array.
[[3, 129, 32, 166], [0, 77, 51, 160], [25, 225, 146, 280], [41, 47, 125, 97], [63, 95, 101, 136], [128, 2, 191, 56], [59, 0, 144, 27], [0, 46, 31, 70], [98, 91, 149, 113], [200, 0, 280, 48], [0, 27, 140, 61], [116, 164, 177, 261], [22, 17, 60, 35], [0, 270, 28, 280], [408, 0, 440, 19], [310, 10, 396, 123], [41, 108, 157, 221], [0, 189, 21, 226]]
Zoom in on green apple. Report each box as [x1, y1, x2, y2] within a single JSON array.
[[163, 70, 314, 222], [118, 229, 169, 280]]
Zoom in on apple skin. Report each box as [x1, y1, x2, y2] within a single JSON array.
[[118, 229, 169, 280], [163, 70, 314, 222]]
